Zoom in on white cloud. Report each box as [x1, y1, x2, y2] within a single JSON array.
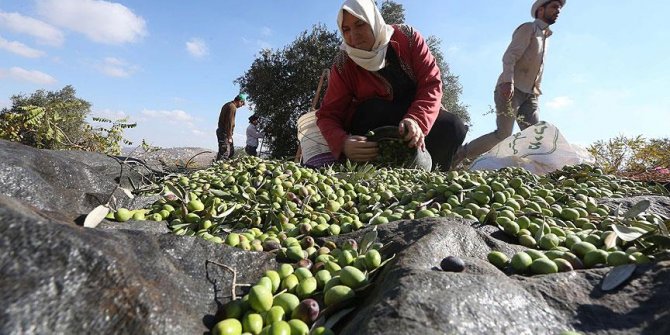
[[260, 27, 272, 37], [0, 11, 64, 46], [257, 40, 272, 50], [97, 57, 138, 77], [545, 96, 574, 110], [36, 0, 147, 45], [0, 66, 56, 84], [568, 73, 588, 84], [140, 109, 195, 124], [242, 37, 272, 51], [186, 38, 208, 58], [171, 97, 188, 104], [0, 36, 46, 58], [124, 122, 215, 149], [191, 129, 206, 137], [446, 45, 461, 54], [122, 109, 215, 149], [91, 108, 129, 120]]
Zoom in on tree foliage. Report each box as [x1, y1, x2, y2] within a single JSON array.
[[588, 135, 670, 174], [0, 85, 136, 155], [426, 36, 470, 124], [379, 0, 405, 25], [379, 1, 470, 124], [235, 24, 340, 159]]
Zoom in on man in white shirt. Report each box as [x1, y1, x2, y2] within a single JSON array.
[[454, 0, 564, 165], [245, 114, 265, 157]]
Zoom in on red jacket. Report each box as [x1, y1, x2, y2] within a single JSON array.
[[316, 24, 443, 159]]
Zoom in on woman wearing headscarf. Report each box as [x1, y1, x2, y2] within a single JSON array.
[[316, 0, 467, 171]]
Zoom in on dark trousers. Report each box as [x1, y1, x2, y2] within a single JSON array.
[[216, 128, 234, 160], [350, 99, 468, 171], [245, 145, 258, 157]]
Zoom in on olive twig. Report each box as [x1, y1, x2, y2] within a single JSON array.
[[206, 260, 239, 300], [185, 150, 214, 169]]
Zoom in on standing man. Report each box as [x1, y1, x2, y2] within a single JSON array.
[[454, 0, 564, 165], [216, 93, 246, 161], [245, 114, 265, 157]]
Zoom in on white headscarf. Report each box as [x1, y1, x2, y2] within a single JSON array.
[[337, 0, 395, 71]]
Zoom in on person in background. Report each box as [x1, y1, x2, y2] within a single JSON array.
[[245, 114, 265, 157], [453, 0, 565, 166], [315, 0, 467, 171], [216, 93, 246, 160]]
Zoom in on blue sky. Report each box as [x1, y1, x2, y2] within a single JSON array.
[[1, 0, 668, 152]]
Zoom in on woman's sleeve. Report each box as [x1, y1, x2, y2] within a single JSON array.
[[315, 65, 353, 159], [405, 28, 442, 135]]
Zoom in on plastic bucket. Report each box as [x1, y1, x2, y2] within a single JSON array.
[[297, 111, 336, 167]]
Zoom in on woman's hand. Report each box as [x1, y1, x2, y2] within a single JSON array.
[[399, 118, 425, 150], [343, 135, 378, 162]]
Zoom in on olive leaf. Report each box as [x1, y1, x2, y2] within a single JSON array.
[[169, 223, 191, 231], [623, 200, 650, 219], [630, 220, 656, 232], [651, 183, 670, 196], [534, 221, 546, 244], [367, 211, 382, 226], [601, 264, 636, 291], [368, 253, 396, 276], [83, 205, 110, 228], [165, 182, 186, 201], [370, 202, 383, 212], [611, 224, 644, 242], [615, 203, 623, 217], [418, 198, 434, 208], [209, 189, 227, 197], [659, 219, 670, 237], [603, 232, 618, 250], [362, 163, 375, 174], [324, 307, 356, 330], [213, 205, 237, 219], [553, 218, 568, 227], [358, 228, 378, 254]]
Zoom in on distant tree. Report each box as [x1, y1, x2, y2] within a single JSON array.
[[380, 1, 470, 124], [379, 0, 405, 25], [235, 24, 340, 159], [426, 36, 470, 124], [0, 85, 135, 155], [588, 135, 670, 173]]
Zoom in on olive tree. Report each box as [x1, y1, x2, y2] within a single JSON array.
[[380, 0, 470, 124], [0, 85, 135, 155], [588, 135, 670, 174], [235, 24, 340, 159], [379, 0, 405, 25]]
